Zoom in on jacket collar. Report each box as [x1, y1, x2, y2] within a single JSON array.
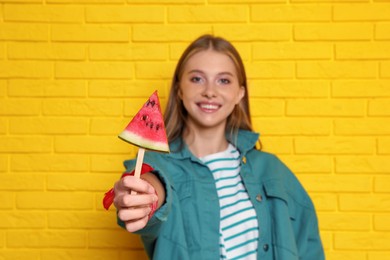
[[167, 129, 260, 160]]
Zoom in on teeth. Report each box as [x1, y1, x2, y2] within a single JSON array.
[[200, 104, 218, 110]]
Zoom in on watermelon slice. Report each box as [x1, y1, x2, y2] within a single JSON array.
[[119, 91, 169, 153]]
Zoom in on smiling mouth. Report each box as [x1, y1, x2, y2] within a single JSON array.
[[198, 103, 221, 111]]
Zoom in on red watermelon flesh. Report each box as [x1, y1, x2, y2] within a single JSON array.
[[119, 91, 169, 153]]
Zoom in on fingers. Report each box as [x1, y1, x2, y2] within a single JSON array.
[[114, 193, 157, 209], [123, 215, 149, 233], [115, 175, 155, 195]]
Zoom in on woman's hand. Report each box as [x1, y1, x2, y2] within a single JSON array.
[[113, 175, 158, 232]]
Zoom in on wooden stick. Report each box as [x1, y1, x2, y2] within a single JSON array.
[[131, 147, 145, 195]]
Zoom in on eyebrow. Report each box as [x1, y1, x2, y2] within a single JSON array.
[[187, 69, 235, 77]]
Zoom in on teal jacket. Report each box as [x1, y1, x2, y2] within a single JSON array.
[[119, 130, 325, 260]]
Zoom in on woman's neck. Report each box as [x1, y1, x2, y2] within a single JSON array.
[[183, 126, 229, 158]]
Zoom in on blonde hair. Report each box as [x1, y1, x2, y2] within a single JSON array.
[[164, 34, 253, 145]]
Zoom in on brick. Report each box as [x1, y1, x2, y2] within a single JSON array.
[[4, 4, 84, 22], [279, 155, 332, 173], [88, 230, 143, 248], [0, 61, 53, 79], [252, 118, 331, 136], [214, 24, 291, 41], [334, 232, 390, 250], [135, 61, 176, 79], [319, 231, 331, 250], [210, 0, 285, 3], [336, 43, 390, 60], [0, 192, 14, 209], [297, 61, 377, 79], [375, 176, 390, 192], [318, 213, 370, 231], [246, 62, 295, 79], [378, 138, 390, 154], [86, 5, 164, 22], [340, 194, 390, 212], [0, 43, 4, 59], [0, 156, 7, 172], [249, 99, 284, 116], [369, 99, 390, 116], [287, 99, 365, 117], [0, 212, 46, 228], [90, 118, 128, 135], [334, 4, 390, 21], [257, 137, 293, 154], [334, 118, 390, 135], [48, 211, 116, 229], [336, 156, 390, 173], [8, 79, 86, 97], [0, 99, 41, 115], [8, 43, 86, 61], [294, 23, 372, 41], [0, 174, 45, 191], [251, 4, 331, 22], [376, 23, 390, 40], [168, 5, 247, 23], [133, 25, 212, 42], [51, 24, 129, 42], [0, 119, 6, 135], [90, 154, 133, 172], [253, 43, 331, 60], [0, 80, 6, 97], [11, 154, 89, 172], [55, 136, 130, 154], [0, 23, 48, 41], [298, 174, 372, 192], [16, 192, 93, 210], [7, 230, 86, 248], [89, 43, 168, 61], [48, 0, 123, 3], [9, 117, 88, 134], [47, 173, 116, 191], [43, 99, 122, 116], [381, 61, 390, 78], [0, 250, 40, 260], [310, 193, 338, 211], [332, 80, 390, 97], [88, 80, 166, 98], [41, 250, 118, 260], [369, 253, 390, 260], [0, 137, 52, 153], [295, 137, 374, 155], [374, 214, 390, 230], [55, 61, 134, 79], [326, 252, 366, 260], [249, 80, 329, 98]]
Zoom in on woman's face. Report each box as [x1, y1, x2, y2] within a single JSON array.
[[179, 49, 245, 132]]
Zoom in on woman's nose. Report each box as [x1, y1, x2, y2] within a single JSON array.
[[202, 82, 217, 98]]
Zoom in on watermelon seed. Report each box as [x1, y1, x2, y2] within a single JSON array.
[[147, 100, 156, 107]]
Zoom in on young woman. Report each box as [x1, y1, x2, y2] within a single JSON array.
[[113, 34, 325, 260]]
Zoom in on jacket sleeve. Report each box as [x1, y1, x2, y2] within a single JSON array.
[[300, 210, 325, 260]]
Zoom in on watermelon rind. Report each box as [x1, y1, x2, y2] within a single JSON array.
[[118, 129, 170, 153]]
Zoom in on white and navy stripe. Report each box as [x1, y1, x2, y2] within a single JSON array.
[[201, 144, 259, 260]]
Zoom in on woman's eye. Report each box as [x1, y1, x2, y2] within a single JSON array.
[[219, 78, 231, 84], [190, 76, 202, 83]]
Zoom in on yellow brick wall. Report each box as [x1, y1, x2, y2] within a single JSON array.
[[0, 0, 389, 259]]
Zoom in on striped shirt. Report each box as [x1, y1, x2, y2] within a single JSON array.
[[200, 144, 259, 260]]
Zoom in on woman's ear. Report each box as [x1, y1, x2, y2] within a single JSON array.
[[236, 86, 245, 104]]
